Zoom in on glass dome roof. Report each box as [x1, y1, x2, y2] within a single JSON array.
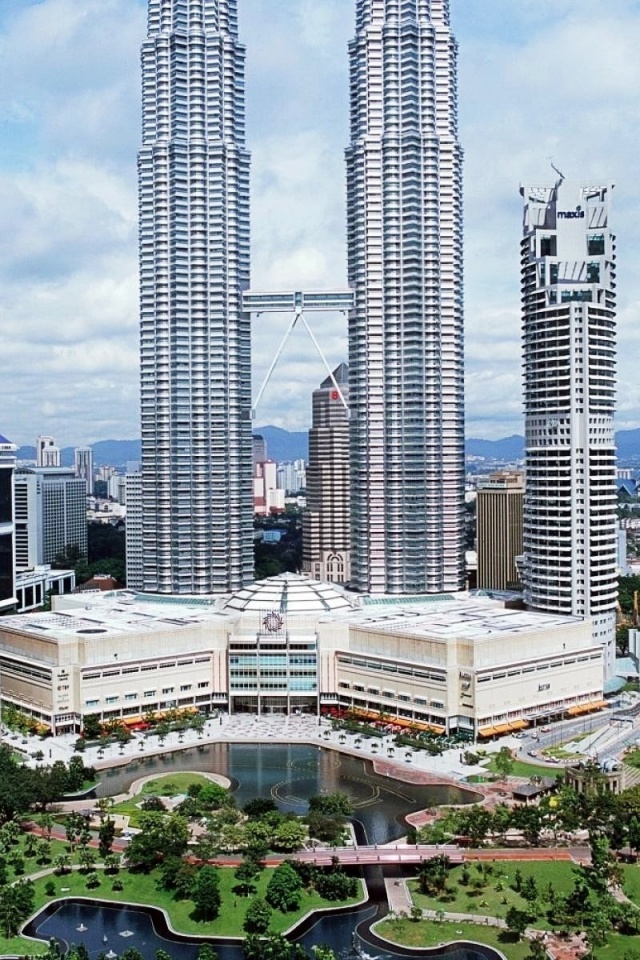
[[223, 573, 359, 615]]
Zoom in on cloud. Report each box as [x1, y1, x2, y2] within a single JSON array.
[[0, 0, 638, 446]]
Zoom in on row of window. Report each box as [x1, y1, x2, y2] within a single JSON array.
[[476, 653, 601, 683], [82, 657, 210, 680], [338, 682, 444, 710], [84, 680, 210, 707], [337, 655, 446, 683]]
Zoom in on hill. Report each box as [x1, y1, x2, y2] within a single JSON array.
[[13, 426, 640, 470]]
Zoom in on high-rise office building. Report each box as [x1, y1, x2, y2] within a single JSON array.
[[521, 179, 617, 675], [138, 0, 252, 594], [303, 364, 351, 583], [346, 0, 465, 595], [125, 472, 144, 591], [13, 468, 87, 570], [74, 446, 94, 495], [36, 436, 60, 468], [476, 471, 524, 592], [252, 435, 267, 468], [0, 433, 17, 613]]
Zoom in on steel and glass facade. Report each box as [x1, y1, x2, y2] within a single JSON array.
[[139, 0, 253, 594], [346, 0, 465, 595], [521, 180, 617, 675]]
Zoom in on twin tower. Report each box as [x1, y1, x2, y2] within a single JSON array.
[[138, 0, 463, 597]]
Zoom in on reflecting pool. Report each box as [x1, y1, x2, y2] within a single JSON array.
[[98, 743, 480, 845]]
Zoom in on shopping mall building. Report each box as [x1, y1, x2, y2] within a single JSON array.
[[0, 574, 605, 737]]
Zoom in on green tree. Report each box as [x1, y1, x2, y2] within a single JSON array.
[[235, 856, 262, 896], [493, 746, 514, 780], [126, 812, 190, 872], [198, 946, 218, 960], [588, 832, 620, 893], [266, 862, 303, 912], [308, 793, 352, 816], [192, 865, 222, 922], [244, 798, 279, 819], [271, 819, 306, 853], [243, 896, 273, 934], [98, 818, 116, 858], [418, 855, 450, 895], [504, 906, 530, 940], [525, 937, 549, 960], [314, 868, 358, 901]]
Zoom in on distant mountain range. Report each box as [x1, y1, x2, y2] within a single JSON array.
[[14, 425, 640, 468]]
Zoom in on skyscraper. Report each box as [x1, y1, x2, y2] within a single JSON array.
[[476, 471, 524, 592], [36, 436, 60, 468], [0, 433, 16, 614], [13, 468, 87, 569], [74, 446, 94, 495], [303, 364, 351, 584], [346, 0, 465, 595], [138, 0, 252, 594], [521, 179, 617, 675]]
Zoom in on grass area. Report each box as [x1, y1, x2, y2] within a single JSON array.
[[483, 754, 555, 780], [24, 866, 362, 939], [595, 933, 640, 959], [376, 917, 531, 960], [542, 746, 580, 760], [619, 863, 640, 906], [112, 772, 218, 823], [409, 861, 577, 929], [623, 748, 640, 769]]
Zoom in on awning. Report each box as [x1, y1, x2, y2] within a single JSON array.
[[478, 725, 498, 737], [352, 709, 445, 735], [508, 719, 528, 731], [566, 699, 607, 717], [492, 722, 512, 735]]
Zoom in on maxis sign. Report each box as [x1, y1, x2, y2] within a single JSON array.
[[558, 210, 585, 219]]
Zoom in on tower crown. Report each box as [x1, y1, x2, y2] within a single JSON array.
[[147, 0, 238, 37]]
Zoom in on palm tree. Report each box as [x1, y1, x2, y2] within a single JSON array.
[[54, 854, 71, 875], [41, 813, 54, 839]]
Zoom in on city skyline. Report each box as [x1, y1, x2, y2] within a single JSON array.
[[0, 0, 639, 445]]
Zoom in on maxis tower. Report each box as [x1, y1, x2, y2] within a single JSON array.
[[138, 0, 252, 594], [346, 0, 465, 595], [521, 179, 617, 676]]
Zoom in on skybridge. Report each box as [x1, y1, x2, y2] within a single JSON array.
[[242, 288, 354, 419]]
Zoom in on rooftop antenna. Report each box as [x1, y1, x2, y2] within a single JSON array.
[[548, 157, 565, 184]]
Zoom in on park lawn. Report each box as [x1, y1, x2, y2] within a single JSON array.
[[594, 932, 640, 960], [112, 772, 220, 823], [376, 916, 531, 960], [483, 755, 556, 780], [409, 860, 577, 929], [619, 863, 640, 906], [7, 835, 89, 882], [25, 865, 363, 939]]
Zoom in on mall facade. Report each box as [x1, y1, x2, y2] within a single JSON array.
[[0, 575, 604, 737]]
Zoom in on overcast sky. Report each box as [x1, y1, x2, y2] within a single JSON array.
[[1, 0, 639, 446]]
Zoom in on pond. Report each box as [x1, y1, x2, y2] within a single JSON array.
[[26, 744, 501, 960], [98, 742, 480, 845]]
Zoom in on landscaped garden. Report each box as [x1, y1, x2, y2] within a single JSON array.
[[376, 915, 533, 960], [0, 744, 364, 957]]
